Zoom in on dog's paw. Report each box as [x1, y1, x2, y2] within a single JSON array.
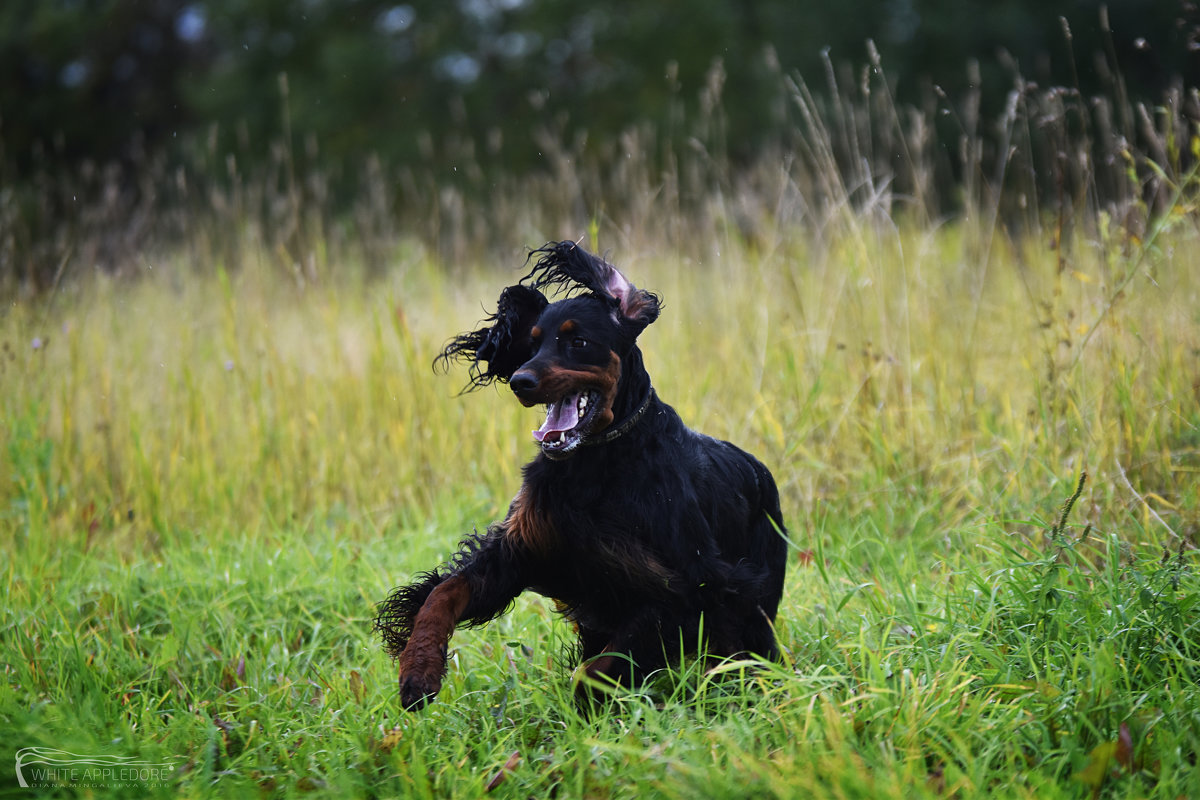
[[399, 670, 441, 711]]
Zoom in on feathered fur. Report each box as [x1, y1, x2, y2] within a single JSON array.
[[433, 284, 548, 390]]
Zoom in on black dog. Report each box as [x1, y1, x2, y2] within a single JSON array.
[[375, 241, 788, 709]]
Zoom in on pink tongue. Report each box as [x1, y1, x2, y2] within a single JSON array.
[[532, 396, 580, 442]]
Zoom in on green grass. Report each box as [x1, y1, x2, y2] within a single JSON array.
[[2, 215, 1199, 798]]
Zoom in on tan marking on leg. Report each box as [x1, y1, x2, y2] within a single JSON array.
[[396, 575, 470, 710], [504, 485, 556, 553]]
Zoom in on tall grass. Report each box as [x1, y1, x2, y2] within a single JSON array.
[[2, 49, 1199, 799]]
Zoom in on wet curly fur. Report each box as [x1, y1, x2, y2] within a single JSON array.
[[375, 241, 788, 710]]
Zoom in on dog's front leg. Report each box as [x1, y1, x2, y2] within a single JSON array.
[[378, 527, 530, 709], [573, 609, 672, 706], [396, 575, 471, 710]]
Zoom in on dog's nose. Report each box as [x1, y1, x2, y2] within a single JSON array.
[[509, 371, 538, 396]]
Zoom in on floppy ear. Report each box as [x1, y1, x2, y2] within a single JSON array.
[[525, 241, 661, 332], [435, 284, 548, 389]]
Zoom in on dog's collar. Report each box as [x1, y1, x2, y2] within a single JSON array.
[[584, 389, 655, 447]]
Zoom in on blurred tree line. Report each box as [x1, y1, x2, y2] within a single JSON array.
[[3, 0, 1195, 179], [0, 0, 1198, 290]]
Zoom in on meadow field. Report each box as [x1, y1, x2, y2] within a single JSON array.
[[4, 68, 1200, 797], [3, 204, 1199, 798]]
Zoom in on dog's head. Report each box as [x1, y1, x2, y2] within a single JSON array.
[[436, 241, 661, 458]]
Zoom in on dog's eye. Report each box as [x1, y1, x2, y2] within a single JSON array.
[[569, 337, 588, 349]]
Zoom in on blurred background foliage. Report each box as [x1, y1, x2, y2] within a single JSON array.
[[0, 0, 1198, 290], [4, 0, 1196, 173]]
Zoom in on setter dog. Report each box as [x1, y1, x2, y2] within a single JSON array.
[[375, 241, 788, 709]]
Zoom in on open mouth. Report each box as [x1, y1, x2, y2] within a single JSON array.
[[532, 390, 601, 456]]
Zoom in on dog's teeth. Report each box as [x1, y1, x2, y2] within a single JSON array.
[[578, 395, 589, 414]]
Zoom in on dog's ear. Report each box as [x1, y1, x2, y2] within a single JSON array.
[[525, 241, 661, 333], [435, 284, 548, 389]]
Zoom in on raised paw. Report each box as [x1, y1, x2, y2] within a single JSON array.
[[399, 669, 441, 711]]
